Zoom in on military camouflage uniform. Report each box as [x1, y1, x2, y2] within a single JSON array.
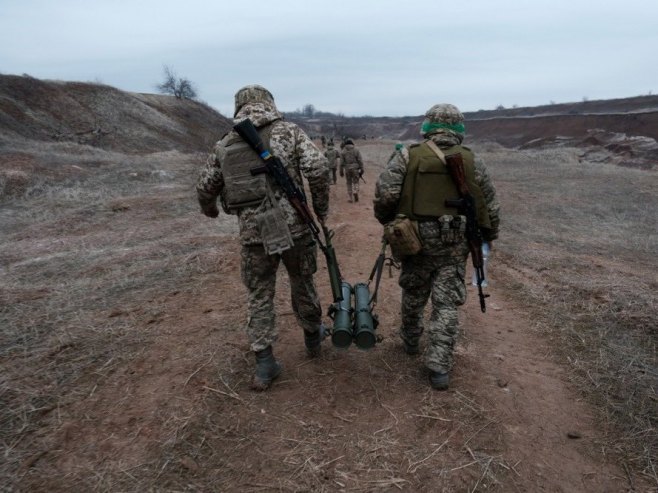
[[340, 142, 364, 202], [324, 143, 340, 184], [373, 104, 500, 376], [197, 85, 330, 353]]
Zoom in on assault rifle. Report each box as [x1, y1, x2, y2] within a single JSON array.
[[233, 118, 343, 304], [444, 153, 490, 313]]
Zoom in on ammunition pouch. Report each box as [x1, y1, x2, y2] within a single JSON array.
[[436, 214, 467, 245], [415, 214, 468, 249]]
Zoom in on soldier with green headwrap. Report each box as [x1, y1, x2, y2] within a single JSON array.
[[373, 103, 500, 390]]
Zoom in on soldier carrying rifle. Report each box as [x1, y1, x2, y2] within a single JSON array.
[[196, 85, 331, 390], [374, 104, 501, 390]]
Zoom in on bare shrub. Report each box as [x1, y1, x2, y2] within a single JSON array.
[[156, 65, 197, 100]]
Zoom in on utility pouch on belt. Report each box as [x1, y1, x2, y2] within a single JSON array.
[[256, 185, 294, 256], [255, 206, 294, 255], [221, 125, 274, 213], [383, 215, 422, 258]]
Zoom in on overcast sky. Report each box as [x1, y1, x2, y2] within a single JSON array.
[[1, 0, 657, 117]]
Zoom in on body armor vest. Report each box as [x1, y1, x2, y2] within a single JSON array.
[[220, 124, 274, 214], [397, 142, 491, 229]]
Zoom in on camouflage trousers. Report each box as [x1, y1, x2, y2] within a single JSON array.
[[241, 236, 322, 352], [398, 241, 469, 372], [345, 167, 361, 197]]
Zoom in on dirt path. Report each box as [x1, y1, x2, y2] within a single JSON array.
[[18, 146, 633, 492]]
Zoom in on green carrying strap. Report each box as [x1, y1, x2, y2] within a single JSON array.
[[367, 239, 400, 306]]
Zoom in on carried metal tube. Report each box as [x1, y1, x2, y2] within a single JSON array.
[[353, 282, 377, 350], [331, 281, 354, 349]]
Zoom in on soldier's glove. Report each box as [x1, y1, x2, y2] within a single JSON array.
[[359, 169, 364, 177], [204, 204, 219, 218]]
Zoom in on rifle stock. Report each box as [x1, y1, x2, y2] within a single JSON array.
[[233, 118, 343, 303]]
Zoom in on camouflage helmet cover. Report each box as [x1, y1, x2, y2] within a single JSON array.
[[424, 103, 463, 125], [421, 103, 465, 138], [234, 84, 275, 116]]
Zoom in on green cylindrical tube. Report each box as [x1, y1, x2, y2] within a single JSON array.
[[353, 282, 377, 350], [331, 281, 353, 349]]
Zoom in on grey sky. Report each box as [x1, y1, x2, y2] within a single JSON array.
[[1, 0, 657, 117]]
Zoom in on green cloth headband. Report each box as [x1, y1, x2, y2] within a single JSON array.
[[421, 121, 465, 135]]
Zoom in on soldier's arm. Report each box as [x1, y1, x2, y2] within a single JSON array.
[[294, 126, 330, 220], [196, 145, 225, 217], [474, 155, 500, 241], [373, 150, 407, 224]]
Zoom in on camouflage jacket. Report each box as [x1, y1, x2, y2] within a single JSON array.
[[340, 144, 364, 171], [196, 101, 330, 245], [324, 148, 340, 169], [373, 134, 500, 244]]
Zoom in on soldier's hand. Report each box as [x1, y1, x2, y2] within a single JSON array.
[[318, 215, 327, 227], [359, 169, 364, 177], [204, 205, 219, 218]]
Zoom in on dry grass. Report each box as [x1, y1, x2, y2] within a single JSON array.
[[2, 135, 655, 491], [477, 143, 658, 484]]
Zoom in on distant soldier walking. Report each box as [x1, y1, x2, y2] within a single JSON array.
[[324, 141, 340, 185], [196, 85, 330, 390], [340, 139, 364, 202], [373, 104, 500, 390]]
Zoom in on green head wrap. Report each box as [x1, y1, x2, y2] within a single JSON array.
[[420, 120, 465, 136]]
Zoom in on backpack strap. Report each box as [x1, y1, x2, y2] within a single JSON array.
[[424, 139, 447, 164]]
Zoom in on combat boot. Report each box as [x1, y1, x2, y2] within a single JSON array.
[[354, 193, 359, 203], [403, 339, 420, 355], [304, 324, 326, 358], [399, 329, 420, 355], [251, 346, 282, 391], [429, 370, 450, 391]]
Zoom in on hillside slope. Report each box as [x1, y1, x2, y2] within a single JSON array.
[[0, 74, 231, 153]]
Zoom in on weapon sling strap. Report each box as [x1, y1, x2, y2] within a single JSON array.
[[367, 241, 387, 306]]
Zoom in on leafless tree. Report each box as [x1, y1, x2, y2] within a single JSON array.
[[157, 65, 197, 100]]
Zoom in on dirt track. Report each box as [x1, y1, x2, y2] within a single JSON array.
[[4, 144, 638, 493]]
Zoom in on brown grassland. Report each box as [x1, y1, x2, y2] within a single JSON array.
[[1, 129, 656, 492]]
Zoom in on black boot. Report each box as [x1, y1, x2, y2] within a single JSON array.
[[403, 339, 419, 355], [354, 193, 359, 202], [399, 329, 420, 355], [429, 370, 450, 391], [304, 324, 326, 358], [251, 346, 281, 391]]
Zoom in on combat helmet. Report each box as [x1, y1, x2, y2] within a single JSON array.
[[234, 84, 276, 117], [421, 103, 465, 141]]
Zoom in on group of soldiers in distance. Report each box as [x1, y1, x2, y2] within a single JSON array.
[[320, 135, 365, 203]]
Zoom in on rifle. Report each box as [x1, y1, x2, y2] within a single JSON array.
[[233, 118, 343, 304], [444, 153, 490, 313]]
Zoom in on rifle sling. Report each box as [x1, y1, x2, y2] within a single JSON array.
[[424, 139, 447, 164]]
